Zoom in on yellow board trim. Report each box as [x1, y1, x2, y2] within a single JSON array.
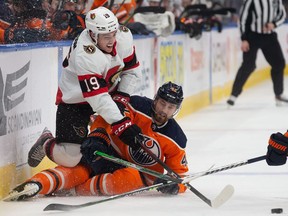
[[0, 164, 16, 199], [0, 157, 56, 199]]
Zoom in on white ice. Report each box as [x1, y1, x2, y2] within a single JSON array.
[[1, 78, 288, 216]]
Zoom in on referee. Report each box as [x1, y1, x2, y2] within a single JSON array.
[[227, 0, 287, 106]]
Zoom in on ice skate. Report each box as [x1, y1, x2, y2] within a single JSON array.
[[227, 95, 237, 107], [275, 94, 288, 106], [28, 127, 53, 167], [3, 181, 42, 201]]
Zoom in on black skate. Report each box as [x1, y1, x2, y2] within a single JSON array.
[[3, 181, 42, 201], [276, 95, 288, 106], [28, 127, 53, 167], [227, 95, 237, 107]]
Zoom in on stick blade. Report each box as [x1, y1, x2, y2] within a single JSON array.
[[211, 184, 234, 208], [43, 203, 81, 211]]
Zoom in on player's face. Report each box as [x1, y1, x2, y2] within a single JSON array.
[[153, 98, 178, 125], [97, 31, 117, 53]]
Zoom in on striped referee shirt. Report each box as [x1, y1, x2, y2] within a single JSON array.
[[239, 0, 286, 40]]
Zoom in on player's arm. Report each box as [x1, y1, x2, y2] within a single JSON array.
[[239, 0, 252, 41], [165, 145, 189, 193], [76, 62, 142, 150], [116, 26, 141, 96], [273, 0, 286, 27], [154, 137, 189, 195]]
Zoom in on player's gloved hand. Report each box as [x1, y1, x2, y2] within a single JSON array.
[[111, 91, 130, 115], [81, 128, 111, 163], [154, 178, 179, 195], [126, 22, 154, 35], [111, 117, 143, 150], [266, 131, 288, 166]]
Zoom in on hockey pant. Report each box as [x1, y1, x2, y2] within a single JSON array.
[[28, 164, 145, 196]]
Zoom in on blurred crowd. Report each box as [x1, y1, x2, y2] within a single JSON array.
[[0, 0, 286, 44]]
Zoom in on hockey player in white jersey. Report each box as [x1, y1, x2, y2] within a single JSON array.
[[28, 7, 142, 168]]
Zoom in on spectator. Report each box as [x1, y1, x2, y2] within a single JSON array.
[[75, 0, 88, 15], [0, 0, 50, 44], [48, 0, 61, 19], [0, 0, 14, 25], [0, 0, 14, 43], [48, 0, 85, 40], [42, 0, 52, 19], [90, 0, 137, 24]]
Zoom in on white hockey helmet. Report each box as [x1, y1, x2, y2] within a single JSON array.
[[85, 7, 119, 36]]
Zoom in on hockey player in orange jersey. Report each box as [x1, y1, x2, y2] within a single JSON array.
[[4, 82, 189, 201], [90, 0, 137, 24]]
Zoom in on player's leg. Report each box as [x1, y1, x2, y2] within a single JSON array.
[[75, 167, 145, 196], [227, 36, 259, 106], [261, 33, 287, 105], [4, 164, 91, 201], [28, 103, 94, 167]]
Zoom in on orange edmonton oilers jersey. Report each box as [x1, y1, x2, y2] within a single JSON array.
[[90, 95, 189, 186]]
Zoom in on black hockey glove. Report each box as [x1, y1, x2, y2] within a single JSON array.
[[111, 91, 130, 115], [81, 128, 125, 174], [266, 131, 288, 166], [81, 128, 111, 163], [154, 178, 179, 195], [111, 117, 143, 150], [126, 22, 154, 35]]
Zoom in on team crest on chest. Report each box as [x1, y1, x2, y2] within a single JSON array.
[[129, 135, 160, 166], [83, 45, 96, 54]]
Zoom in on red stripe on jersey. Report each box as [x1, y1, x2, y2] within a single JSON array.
[[106, 65, 121, 88], [55, 87, 63, 105], [78, 73, 103, 81], [122, 61, 140, 71], [82, 86, 108, 98], [78, 73, 109, 98], [123, 46, 136, 63]]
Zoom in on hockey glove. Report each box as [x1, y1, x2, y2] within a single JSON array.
[[266, 131, 288, 166], [154, 178, 179, 195], [111, 91, 130, 115], [81, 128, 111, 163], [111, 117, 143, 150], [126, 22, 154, 35]]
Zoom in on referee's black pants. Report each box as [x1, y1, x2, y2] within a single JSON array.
[[230, 32, 285, 97]]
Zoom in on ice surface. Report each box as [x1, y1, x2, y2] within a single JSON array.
[[1, 78, 288, 216]]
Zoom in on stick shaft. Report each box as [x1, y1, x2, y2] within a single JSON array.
[[196, 155, 266, 177], [44, 182, 168, 211], [138, 144, 213, 206]]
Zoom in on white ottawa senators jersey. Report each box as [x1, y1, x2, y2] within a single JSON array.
[[56, 26, 141, 124]]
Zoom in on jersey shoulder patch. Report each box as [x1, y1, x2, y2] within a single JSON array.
[[119, 25, 130, 33], [83, 44, 96, 54]]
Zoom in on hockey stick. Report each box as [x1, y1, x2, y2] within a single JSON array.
[[138, 143, 233, 208], [187, 155, 266, 179], [44, 154, 264, 211], [43, 182, 172, 211], [96, 152, 265, 183], [94, 150, 234, 208]]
